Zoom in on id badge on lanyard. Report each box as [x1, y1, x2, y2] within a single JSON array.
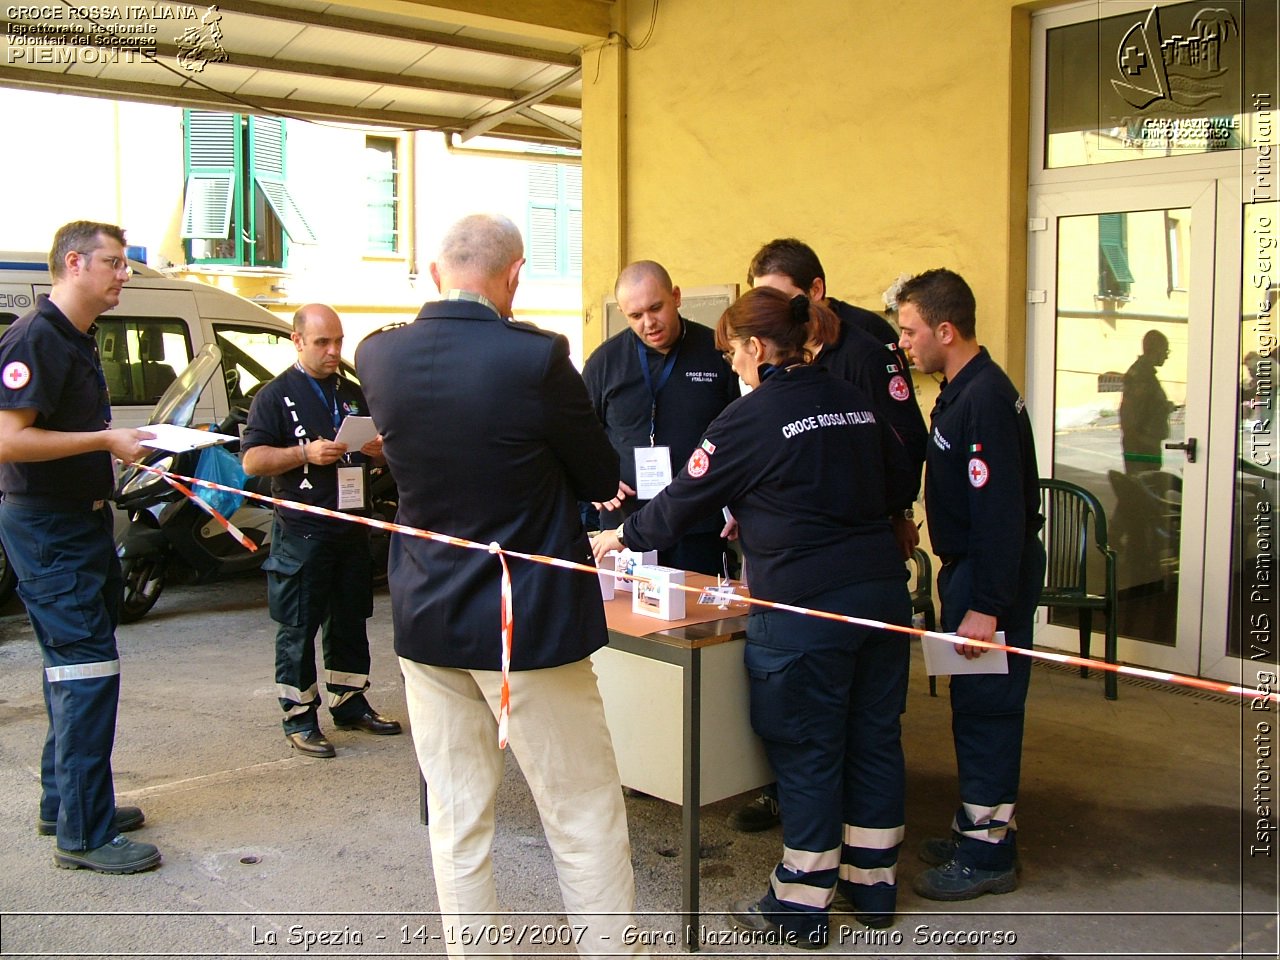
[[336, 464, 367, 511], [634, 446, 673, 499], [635, 337, 679, 500]]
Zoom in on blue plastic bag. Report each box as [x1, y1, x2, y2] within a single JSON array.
[[194, 443, 247, 517]]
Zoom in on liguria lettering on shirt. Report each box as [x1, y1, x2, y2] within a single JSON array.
[[780, 410, 875, 439], [283, 394, 314, 490]]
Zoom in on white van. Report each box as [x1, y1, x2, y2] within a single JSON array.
[[0, 252, 300, 428]]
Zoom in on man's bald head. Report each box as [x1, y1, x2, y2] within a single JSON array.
[[431, 214, 525, 317], [437, 215, 523, 277], [614, 260, 674, 300], [614, 260, 683, 354], [293, 303, 340, 336], [291, 304, 344, 379]]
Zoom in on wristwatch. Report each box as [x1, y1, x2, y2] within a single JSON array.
[[614, 523, 626, 548], [898, 508, 915, 521]]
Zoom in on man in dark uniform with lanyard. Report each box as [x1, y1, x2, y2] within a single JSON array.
[[0, 220, 161, 873], [242, 304, 402, 758], [895, 268, 1044, 901], [582, 261, 739, 575]]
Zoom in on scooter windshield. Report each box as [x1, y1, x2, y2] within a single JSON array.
[[147, 342, 224, 427]]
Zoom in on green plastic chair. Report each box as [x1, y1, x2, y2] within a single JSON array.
[[1038, 478, 1120, 700]]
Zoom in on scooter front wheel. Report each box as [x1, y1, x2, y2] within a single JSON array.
[[120, 555, 167, 623]]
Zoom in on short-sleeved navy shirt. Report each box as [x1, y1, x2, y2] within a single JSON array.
[[242, 365, 371, 540], [0, 295, 114, 499]]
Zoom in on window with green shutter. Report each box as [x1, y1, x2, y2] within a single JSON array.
[[182, 110, 316, 267], [365, 137, 399, 254], [1097, 211, 1134, 299], [525, 149, 582, 278]]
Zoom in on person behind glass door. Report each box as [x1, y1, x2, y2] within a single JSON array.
[[1119, 329, 1173, 475]]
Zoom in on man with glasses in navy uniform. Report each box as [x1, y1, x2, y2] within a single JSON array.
[[0, 220, 161, 874]]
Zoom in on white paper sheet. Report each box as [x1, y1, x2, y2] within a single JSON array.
[[333, 415, 378, 449], [921, 631, 1010, 676], [139, 423, 236, 453]]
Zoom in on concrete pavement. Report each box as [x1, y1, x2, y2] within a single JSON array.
[[0, 575, 1274, 959]]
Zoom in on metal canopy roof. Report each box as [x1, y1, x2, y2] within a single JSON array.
[[0, 0, 594, 146]]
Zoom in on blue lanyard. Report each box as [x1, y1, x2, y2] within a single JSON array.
[[635, 337, 679, 446], [297, 364, 341, 431]]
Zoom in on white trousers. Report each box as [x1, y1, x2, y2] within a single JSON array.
[[401, 656, 649, 959]]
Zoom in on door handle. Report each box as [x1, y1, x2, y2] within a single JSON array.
[[1164, 437, 1197, 463]]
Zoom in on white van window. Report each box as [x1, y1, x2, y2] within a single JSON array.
[[214, 324, 360, 411], [0, 315, 191, 407], [97, 318, 193, 406]]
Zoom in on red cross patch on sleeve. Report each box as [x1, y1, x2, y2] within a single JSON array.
[[688, 447, 710, 478], [2, 361, 31, 390], [968, 457, 990, 488]]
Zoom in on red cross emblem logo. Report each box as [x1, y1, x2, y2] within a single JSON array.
[[888, 374, 910, 402], [688, 448, 710, 478], [2, 361, 31, 390], [968, 457, 989, 488]]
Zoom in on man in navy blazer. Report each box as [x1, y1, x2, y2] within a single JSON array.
[[356, 214, 647, 958]]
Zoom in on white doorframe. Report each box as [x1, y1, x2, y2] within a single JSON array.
[[1027, 180, 1219, 678]]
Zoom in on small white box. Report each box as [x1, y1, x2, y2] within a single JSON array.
[[611, 548, 657, 593], [631, 564, 687, 621], [595, 553, 616, 601]]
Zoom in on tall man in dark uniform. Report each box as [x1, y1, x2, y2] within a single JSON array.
[[0, 220, 161, 874], [895, 268, 1044, 901], [356, 214, 647, 958], [747, 237, 927, 557], [731, 237, 929, 834], [242, 304, 401, 758], [582, 261, 739, 575]]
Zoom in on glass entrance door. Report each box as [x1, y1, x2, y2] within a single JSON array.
[[1029, 182, 1219, 677]]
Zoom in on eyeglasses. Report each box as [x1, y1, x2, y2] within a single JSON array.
[[78, 251, 132, 276]]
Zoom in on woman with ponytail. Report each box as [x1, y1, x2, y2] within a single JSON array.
[[592, 285, 912, 945]]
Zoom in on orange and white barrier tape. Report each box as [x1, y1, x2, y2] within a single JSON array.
[[139, 464, 1280, 711], [158, 473, 258, 553]]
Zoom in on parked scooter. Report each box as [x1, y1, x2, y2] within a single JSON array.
[[114, 344, 395, 622]]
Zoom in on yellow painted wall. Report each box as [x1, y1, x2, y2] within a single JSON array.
[[582, 0, 1032, 389]]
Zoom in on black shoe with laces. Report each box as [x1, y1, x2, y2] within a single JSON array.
[[912, 858, 1018, 901], [54, 834, 161, 874], [918, 834, 1021, 873]]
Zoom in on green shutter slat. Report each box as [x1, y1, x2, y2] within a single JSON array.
[[1099, 212, 1135, 284], [183, 109, 239, 243], [256, 179, 318, 244], [564, 165, 582, 206], [567, 208, 582, 276], [528, 205, 559, 273], [186, 110, 237, 167], [181, 175, 235, 239], [250, 115, 285, 177], [528, 162, 559, 201]]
